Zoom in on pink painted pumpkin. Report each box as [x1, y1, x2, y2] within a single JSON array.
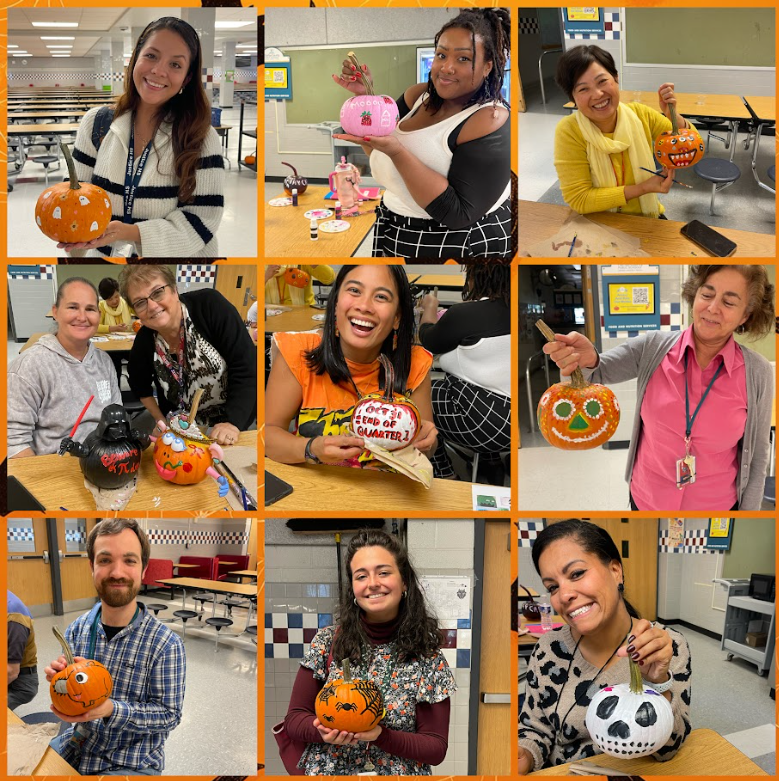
[[341, 94, 399, 137]]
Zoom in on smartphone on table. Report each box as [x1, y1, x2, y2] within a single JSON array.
[[680, 220, 737, 257]]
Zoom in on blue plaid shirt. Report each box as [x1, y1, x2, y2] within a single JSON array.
[[56, 602, 186, 774]]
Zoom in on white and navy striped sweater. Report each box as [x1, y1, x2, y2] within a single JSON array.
[[71, 105, 224, 257]]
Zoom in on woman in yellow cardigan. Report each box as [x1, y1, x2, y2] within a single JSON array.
[[553, 45, 693, 218], [97, 277, 134, 334], [264, 264, 336, 307]]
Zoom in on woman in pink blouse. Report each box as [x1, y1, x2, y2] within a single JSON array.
[[543, 265, 774, 511]]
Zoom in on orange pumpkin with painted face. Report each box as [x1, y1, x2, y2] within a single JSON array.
[[152, 414, 223, 485], [284, 267, 311, 289], [654, 104, 704, 169]]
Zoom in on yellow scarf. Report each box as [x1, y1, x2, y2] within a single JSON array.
[[575, 103, 660, 218]]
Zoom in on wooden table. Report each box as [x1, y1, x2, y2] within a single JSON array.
[[264, 305, 323, 333], [230, 569, 259, 581], [8, 110, 87, 121], [743, 96, 776, 122], [8, 101, 111, 109], [265, 458, 482, 514], [412, 273, 466, 291], [156, 577, 257, 615], [530, 728, 767, 775], [265, 185, 380, 258], [519, 200, 776, 258], [7, 431, 257, 513], [21, 332, 136, 353], [172, 562, 199, 570], [7, 122, 81, 136], [7, 707, 81, 775]]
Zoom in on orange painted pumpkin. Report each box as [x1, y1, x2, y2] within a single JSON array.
[[50, 626, 112, 717], [315, 658, 385, 733], [152, 414, 222, 485], [284, 267, 311, 288], [654, 105, 704, 169], [35, 142, 111, 243], [245, 155, 256, 166], [351, 354, 420, 451], [132, 320, 142, 333]]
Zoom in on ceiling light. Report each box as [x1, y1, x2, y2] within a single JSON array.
[[215, 21, 254, 29], [40, 36, 75, 40], [12, 52, 31, 56], [46, 45, 73, 48], [7, 44, 18, 48], [236, 43, 257, 48], [31, 22, 79, 28], [51, 54, 71, 57]]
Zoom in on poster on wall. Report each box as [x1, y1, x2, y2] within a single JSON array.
[[706, 518, 734, 550], [419, 576, 471, 620], [264, 57, 292, 100], [601, 265, 661, 332], [668, 518, 684, 551], [563, 7, 605, 36]]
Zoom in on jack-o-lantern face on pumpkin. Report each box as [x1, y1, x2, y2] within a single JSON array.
[[153, 431, 214, 485], [653, 104, 705, 169], [537, 381, 620, 450]]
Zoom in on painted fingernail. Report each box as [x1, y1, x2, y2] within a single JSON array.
[[631, 652, 640, 660], [628, 635, 636, 643], [350, 76, 357, 81], [350, 64, 356, 70], [638, 659, 645, 666], [362, 64, 367, 71], [627, 644, 635, 653]]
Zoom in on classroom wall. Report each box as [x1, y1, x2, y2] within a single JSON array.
[[142, 518, 250, 561], [264, 519, 475, 776], [723, 518, 776, 578]]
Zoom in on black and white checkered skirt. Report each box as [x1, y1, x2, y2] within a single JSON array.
[[371, 198, 512, 259]]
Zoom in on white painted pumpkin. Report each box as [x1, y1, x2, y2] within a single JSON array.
[[585, 660, 674, 758]]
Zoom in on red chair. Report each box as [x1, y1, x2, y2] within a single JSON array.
[[142, 559, 173, 597], [215, 555, 250, 581]]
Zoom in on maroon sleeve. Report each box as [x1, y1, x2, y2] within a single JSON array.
[[284, 666, 326, 743], [371, 698, 450, 766]]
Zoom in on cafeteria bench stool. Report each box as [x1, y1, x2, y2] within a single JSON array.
[[146, 603, 171, 621], [245, 625, 257, 645], [193, 593, 215, 619], [173, 609, 199, 641], [694, 158, 741, 215], [205, 616, 233, 651]]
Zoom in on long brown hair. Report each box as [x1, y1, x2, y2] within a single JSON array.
[[114, 17, 212, 204]]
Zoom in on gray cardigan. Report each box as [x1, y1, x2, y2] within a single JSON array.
[[583, 330, 773, 511]]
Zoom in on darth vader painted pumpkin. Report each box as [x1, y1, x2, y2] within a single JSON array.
[[585, 658, 674, 758], [152, 413, 224, 485], [50, 626, 113, 717], [59, 404, 149, 488], [351, 354, 420, 451], [285, 267, 311, 289]]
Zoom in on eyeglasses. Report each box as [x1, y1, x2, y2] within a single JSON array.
[[132, 284, 170, 313]]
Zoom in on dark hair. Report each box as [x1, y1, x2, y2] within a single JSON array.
[[531, 519, 640, 620], [555, 45, 619, 102], [305, 265, 415, 394], [98, 277, 119, 300], [463, 261, 510, 306], [333, 529, 441, 664], [426, 8, 511, 115], [681, 265, 775, 339], [87, 517, 151, 571], [54, 277, 99, 307], [114, 17, 211, 204]]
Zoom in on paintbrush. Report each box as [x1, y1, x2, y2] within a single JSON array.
[[639, 167, 694, 189]]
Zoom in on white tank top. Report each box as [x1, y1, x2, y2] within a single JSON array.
[[370, 93, 510, 220]]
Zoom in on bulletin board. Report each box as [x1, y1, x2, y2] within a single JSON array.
[[601, 265, 661, 332], [624, 8, 775, 67], [706, 518, 734, 551], [282, 45, 419, 124]]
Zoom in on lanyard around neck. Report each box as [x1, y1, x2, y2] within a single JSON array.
[[123, 117, 154, 223], [88, 604, 140, 659], [684, 351, 723, 438]]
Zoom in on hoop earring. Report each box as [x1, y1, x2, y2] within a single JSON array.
[[353, 597, 358, 606]]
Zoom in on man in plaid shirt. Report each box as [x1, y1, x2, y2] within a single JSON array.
[[45, 518, 185, 775]]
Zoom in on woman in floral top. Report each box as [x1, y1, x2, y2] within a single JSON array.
[[283, 529, 456, 775]]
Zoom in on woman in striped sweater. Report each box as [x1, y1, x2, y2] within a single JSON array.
[[65, 17, 224, 258]]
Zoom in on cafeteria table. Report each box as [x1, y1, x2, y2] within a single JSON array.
[[265, 457, 493, 515], [7, 431, 257, 513], [519, 200, 776, 258], [156, 577, 257, 617], [264, 305, 323, 333], [742, 96, 777, 194], [265, 184, 380, 258], [230, 569, 259, 581], [411, 273, 466, 291], [8, 110, 88, 121], [7, 707, 81, 775], [21, 332, 135, 353], [529, 728, 767, 776]]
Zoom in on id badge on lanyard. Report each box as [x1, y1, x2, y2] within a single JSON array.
[[123, 119, 153, 224]]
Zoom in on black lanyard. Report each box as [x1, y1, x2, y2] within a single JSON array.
[[684, 352, 724, 438], [123, 118, 153, 223]]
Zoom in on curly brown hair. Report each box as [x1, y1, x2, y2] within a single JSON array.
[[332, 529, 442, 664], [114, 17, 212, 204], [681, 265, 775, 339]]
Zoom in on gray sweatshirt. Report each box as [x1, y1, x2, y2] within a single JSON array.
[[8, 334, 122, 457]]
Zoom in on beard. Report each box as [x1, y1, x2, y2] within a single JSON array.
[[96, 578, 140, 608]]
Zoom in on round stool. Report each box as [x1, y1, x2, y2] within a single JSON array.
[[145, 603, 169, 619], [205, 617, 233, 651], [768, 165, 775, 183], [245, 625, 257, 645], [173, 609, 199, 641], [694, 158, 741, 215], [222, 598, 245, 618], [193, 594, 214, 620]]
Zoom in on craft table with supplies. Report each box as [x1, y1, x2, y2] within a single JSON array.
[[265, 184, 380, 257], [264, 305, 324, 333], [529, 728, 767, 776], [264, 457, 484, 514], [7, 431, 257, 513], [7, 707, 81, 775], [519, 200, 775, 258]]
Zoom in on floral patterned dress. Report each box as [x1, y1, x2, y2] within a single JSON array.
[[300, 625, 456, 775]]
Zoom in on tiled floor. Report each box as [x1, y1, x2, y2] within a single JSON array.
[[9, 103, 258, 258]]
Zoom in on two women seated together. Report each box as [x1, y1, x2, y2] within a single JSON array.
[[265, 262, 510, 485], [7, 265, 257, 459]]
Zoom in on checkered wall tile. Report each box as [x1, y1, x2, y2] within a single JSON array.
[[65, 530, 87, 543], [519, 18, 540, 34], [518, 520, 543, 548], [602, 302, 682, 339], [7, 265, 55, 281], [177, 265, 217, 285], [7, 527, 35, 543], [264, 612, 473, 668], [9, 72, 101, 82], [147, 528, 248, 545], [658, 529, 718, 554], [566, 11, 621, 40]]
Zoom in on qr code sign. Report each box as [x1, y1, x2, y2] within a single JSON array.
[[632, 287, 649, 305], [273, 71, 285, 84]]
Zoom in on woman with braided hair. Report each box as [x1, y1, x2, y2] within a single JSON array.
[[333, 8, 511, 259]]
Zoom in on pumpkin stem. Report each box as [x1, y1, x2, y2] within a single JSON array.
[[342, 658, 352, 683], [281, 161, 299, 177], [347, 51, 374, 96], [628, 655, 644, 694], [378, 353, 395, 401], [60, 142, 81, 192], [535, 319, 589, 389], [668, 103, 679, 135], [52, 626, 75, 665]]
